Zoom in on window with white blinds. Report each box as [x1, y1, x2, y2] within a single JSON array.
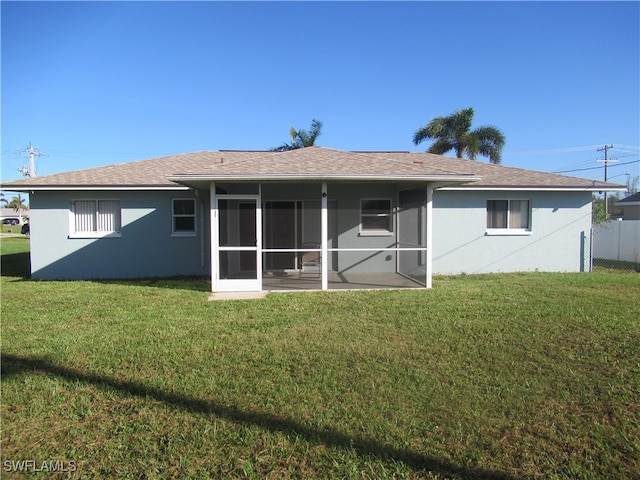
[[71, 200, 121, 237]]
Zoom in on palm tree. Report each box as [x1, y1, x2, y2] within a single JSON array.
[[272, 119, 323, 151], [413, 108, 505, 164], [7, 194, 28, 216]]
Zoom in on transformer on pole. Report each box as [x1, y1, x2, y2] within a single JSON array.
[[18, 142, 43, 177]]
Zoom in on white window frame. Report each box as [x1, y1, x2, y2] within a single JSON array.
[[69, 199, 121, 239], [172, 198, 197, 237], [359, 198, 393, 236], [486, 199, 532, 236]]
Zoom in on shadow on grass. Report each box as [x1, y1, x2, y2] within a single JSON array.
[[93, 276, 212, 293], [0, 252, 31, 279], [2, 270, 211, 293], [2, 352, 515, 480]]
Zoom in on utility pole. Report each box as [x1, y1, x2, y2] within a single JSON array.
[[27, 142, 41, 177], [597, 144, 617, 217], [18, 142, 43, 177]]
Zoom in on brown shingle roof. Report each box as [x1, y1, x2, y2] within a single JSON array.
[[0, 147, 624, 191], [166, 148, 478, 183]]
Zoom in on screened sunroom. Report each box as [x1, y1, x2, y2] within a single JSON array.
[[164, 147, 480, 293], [208, 181, 432, 292]]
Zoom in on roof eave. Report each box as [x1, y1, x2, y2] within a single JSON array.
[[0, 185, 189, 192], [167, 174, 482, 184], [438, 185, 627, 192]]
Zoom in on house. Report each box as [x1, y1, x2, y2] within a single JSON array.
[[615, 192, 640, 220], [0, 207, 29, 225], [0, 147, 625, 292]]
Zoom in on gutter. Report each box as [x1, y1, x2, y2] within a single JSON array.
[[0, 185, 190, 192], [438, 186, 627, 193], [167, 174, 482, 183]]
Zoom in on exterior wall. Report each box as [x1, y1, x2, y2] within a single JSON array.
[[621, 204, 640, 220], [28, 184, 595, 280], [328, 183, 399, 273], [432, 190, 592, 274], [29, 190, 210, 279], [261, 182, 402, 274]]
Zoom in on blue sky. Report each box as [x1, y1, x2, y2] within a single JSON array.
[[2, 1, 639, 189]]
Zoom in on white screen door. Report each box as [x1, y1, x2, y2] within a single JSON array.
[[216, 196, 261, 291]]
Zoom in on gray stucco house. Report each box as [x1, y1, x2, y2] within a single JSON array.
[[616, 192, 640, 220], [1, 147, 624, 292]]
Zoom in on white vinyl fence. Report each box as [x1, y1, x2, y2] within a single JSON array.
[[592, 220, 640, 266]]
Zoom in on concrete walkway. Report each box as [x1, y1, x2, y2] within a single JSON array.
[[208, 291, 269, 301]]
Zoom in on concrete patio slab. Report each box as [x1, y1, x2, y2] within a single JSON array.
[[208, 292, 268, 301]]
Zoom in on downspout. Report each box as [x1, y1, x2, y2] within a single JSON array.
[[200, 199, 206, 268], [196, 189, 205, 268]]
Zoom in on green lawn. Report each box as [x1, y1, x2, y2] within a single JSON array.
[[1, 224, 27, 235], [1, 237, 639, 479]]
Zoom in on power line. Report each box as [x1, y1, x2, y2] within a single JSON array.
[[508, 144, 639, 173], [612, 145, 640, 151], [552, 158, 640, 174], [505, 145, 603, 155], [551, 158, 597, 171]]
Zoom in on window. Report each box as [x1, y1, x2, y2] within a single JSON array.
[[487, 199, 530, 232], [70, 200, 121, 238], [360, 199, 392, 235], [172, 199, 196, 235]]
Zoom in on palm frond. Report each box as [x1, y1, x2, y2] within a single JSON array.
[[305, 119, 323, 146], [414, 107, 505, 163], [414, 108, 475, 151], [461, 133, 480, 160], [452, 108, 474, 134], [275, 119, 323, 150], [270, 143, 295, 152], [427, 138, 454, 156], [472, 126, 505, 164], [413, 126, 431, 145]]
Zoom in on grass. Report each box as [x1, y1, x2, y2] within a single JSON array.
[[0, 224, 27, 235], [1, 236, 639, 479], [0, 236, 31, 278]]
